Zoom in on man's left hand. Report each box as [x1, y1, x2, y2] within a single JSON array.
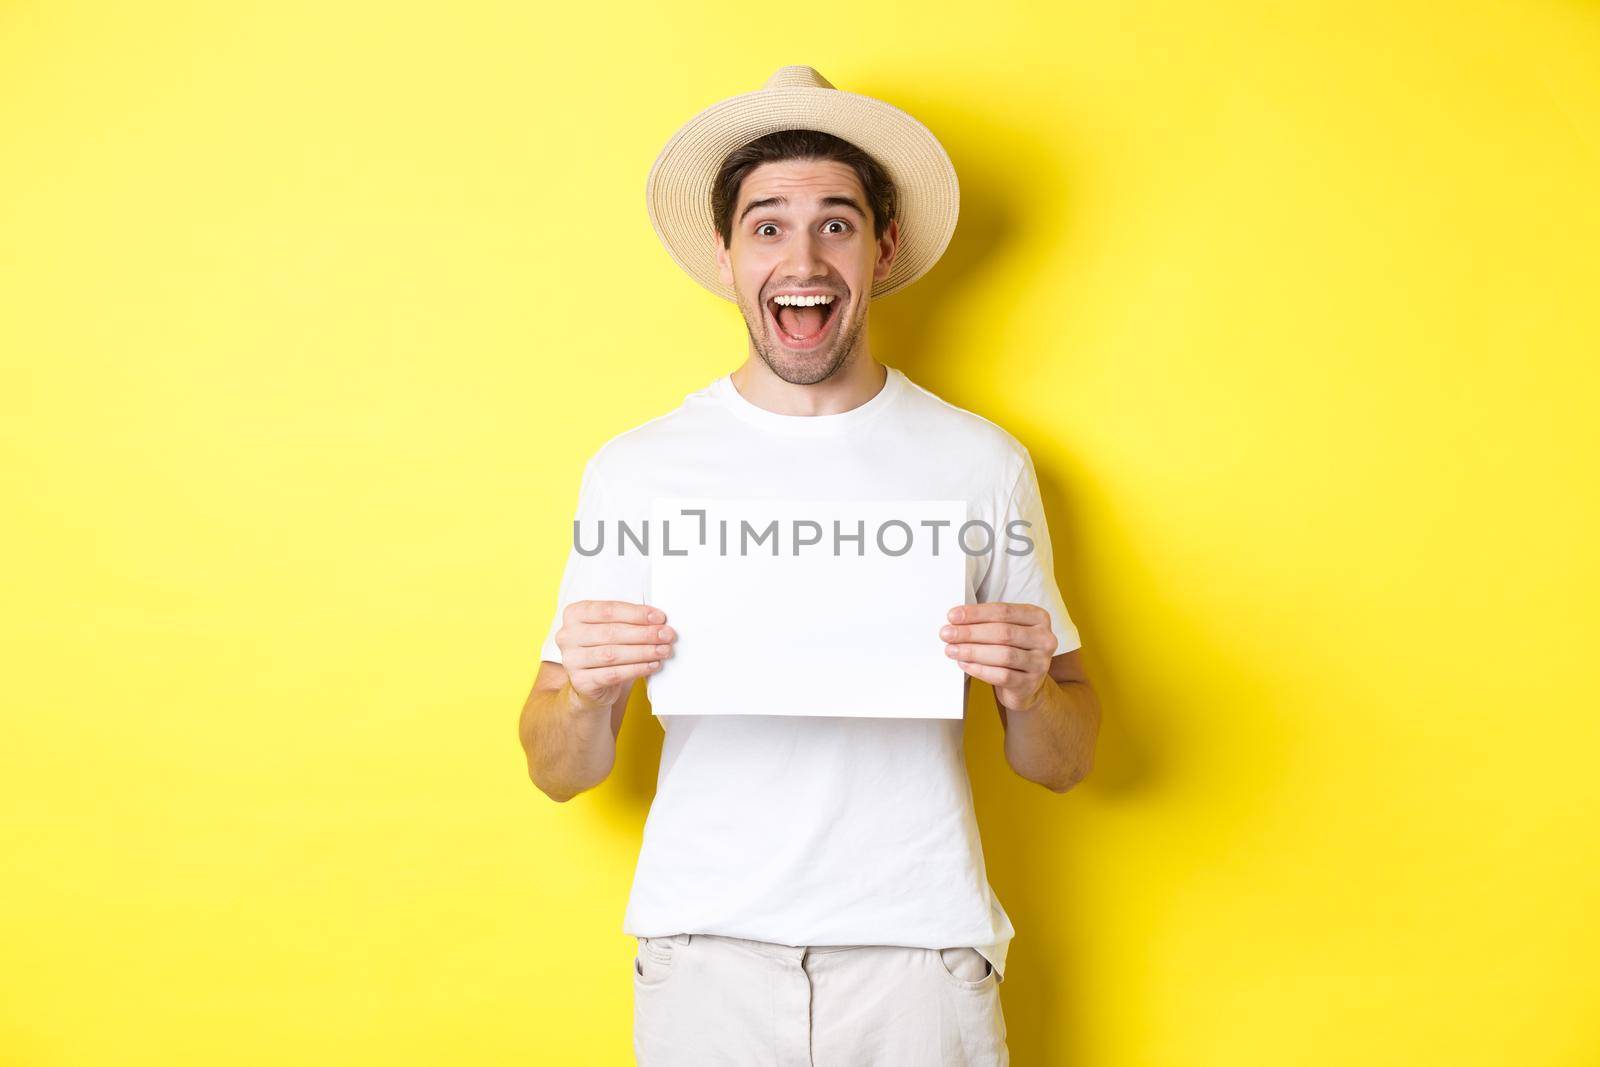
[[940, 602, 1059, 714]]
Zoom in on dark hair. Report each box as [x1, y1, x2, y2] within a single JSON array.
[[710, 129, 898, 249]]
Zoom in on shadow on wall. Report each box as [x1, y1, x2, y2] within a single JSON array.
[[874, 92, 1290, 1065]]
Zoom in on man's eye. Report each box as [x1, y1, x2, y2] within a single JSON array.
[[754, 221, 850, 237]]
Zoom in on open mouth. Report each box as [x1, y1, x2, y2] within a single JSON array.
[[766, 294, 842, 350]]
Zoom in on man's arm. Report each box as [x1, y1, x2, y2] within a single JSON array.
[[518, 599, 675, 803], [942, 602, 1099, 793], [994, 647, 1099, 793], [518, 661, 633, 803]]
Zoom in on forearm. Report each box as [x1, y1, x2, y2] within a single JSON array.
[[520, 681, 617, 802], [999, 678, 1099, 792]]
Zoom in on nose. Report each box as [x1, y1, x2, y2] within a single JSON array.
[[779, 227, 826, 284]]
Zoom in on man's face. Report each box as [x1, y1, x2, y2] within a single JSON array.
[[715, 159, 899, 385]]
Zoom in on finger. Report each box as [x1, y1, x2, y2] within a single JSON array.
[[571, 658, 664, 691], [561, 620, 676, 648], [566, 599, 668, 626], [954, 659, 1027, 687], [947, 602, 1049, 629], [567, 641, 675, 672], [938, 620, 1054, 651], [946, 641, 1043, 671]]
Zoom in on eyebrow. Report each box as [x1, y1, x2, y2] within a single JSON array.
[[738, 194, 867, 226]]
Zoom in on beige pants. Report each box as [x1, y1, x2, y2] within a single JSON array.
[[632, 932, 1009, 1066]]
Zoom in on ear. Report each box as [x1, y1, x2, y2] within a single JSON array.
[[714, 229, 733, 287], [873, 217, 900, 283]]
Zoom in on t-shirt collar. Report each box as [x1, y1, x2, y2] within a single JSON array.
[[711, 364, 905, 435]]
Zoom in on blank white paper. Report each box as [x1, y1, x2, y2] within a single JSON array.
[[644, 498, 970, 718]]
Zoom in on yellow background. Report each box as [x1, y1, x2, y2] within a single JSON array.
[[3, 2, 1596, 1064]]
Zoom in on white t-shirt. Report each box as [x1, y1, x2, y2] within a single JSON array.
[[539, 363, 1080, 980]]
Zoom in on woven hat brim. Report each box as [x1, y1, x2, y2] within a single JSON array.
[[645, 85, 960, 303]]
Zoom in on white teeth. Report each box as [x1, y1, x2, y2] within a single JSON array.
[[771, 294, 836, 307]]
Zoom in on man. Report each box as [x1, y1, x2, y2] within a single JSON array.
[[518, 65, 1100, 1066]]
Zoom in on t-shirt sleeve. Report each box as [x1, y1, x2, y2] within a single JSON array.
[[538, 452, 651, 665], [975, 449, 1083, 655]]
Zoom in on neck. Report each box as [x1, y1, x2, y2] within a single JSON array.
[[730, 357, 889, 417]]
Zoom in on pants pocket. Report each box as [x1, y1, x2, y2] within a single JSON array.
[[634, 935, 680, 987], [931, 947, 1008, 1065], [936, 945, 996, 988]]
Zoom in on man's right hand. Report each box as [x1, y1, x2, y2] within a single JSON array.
[[552, 600, 676, 714]]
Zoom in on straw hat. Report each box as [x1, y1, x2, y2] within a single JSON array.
[[644, 65, 960, 304]]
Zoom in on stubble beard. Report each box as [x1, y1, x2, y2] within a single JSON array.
[[739, 288, 866, 387]]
